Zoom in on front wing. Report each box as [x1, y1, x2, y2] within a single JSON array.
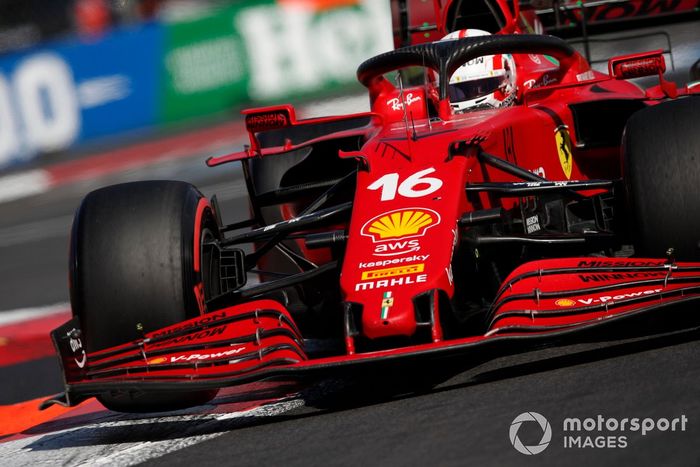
[[43, 258, 700, 409]]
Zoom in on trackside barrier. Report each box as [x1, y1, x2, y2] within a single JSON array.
[[0, 0, 392, 170]]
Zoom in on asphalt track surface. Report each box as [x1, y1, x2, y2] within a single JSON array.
[[1, 19, 699, 466]]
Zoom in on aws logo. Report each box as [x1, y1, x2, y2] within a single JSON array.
[[360, 208, 440, 257]]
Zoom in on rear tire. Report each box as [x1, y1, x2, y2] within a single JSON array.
[[622, 97, 700, 260], [70, 181, 219, 412]]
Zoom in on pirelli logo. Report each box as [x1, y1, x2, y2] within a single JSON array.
[[361, 263, 425, 280]]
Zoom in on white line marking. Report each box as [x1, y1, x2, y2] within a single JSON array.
[[0, 302, 70, 326], [0, 397, 304, 467], [0, 170, 52, 205]]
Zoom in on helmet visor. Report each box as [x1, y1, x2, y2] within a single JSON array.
[[448, 75, 507, 103]]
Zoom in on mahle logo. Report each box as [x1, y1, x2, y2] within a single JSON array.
[[510, 412, 552, 455]]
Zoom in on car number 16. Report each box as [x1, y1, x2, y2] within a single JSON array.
[[367, 167, 443, 201]]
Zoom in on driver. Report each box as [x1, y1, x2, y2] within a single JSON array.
[[439, 29, 518, 112]]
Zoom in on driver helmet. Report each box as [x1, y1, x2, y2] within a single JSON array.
[[440, 29, 517, 112]]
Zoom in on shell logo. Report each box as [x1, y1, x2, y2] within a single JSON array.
[[147, 357, 169, 365], [554, 298, 576, 307], [361, 208, 440, 242]]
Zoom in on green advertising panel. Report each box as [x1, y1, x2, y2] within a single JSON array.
[[161, 3, 255, 123], [161, 0, 392, 123]]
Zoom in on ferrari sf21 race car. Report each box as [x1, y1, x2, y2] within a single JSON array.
[[44, 32, 700, 412]]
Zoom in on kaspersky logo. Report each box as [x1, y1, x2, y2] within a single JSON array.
[[361, 208, 440, 242]]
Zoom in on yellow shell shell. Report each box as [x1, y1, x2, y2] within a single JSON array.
[[368, 210, 434, 240]]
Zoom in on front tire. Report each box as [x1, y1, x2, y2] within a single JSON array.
[[70, 181, 219, 412], [622, 97, 700, 260]]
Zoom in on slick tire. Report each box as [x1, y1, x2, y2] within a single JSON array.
[[622, 97, 700, 260], [70, 181, 219, 412]]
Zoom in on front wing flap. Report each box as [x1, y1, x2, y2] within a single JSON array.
[[44, 259, 700, 409], [47, 299, 307, 407], [487, 257, 700, 334]]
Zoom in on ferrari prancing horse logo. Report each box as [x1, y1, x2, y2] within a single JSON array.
[[555, 126, 573, 179]]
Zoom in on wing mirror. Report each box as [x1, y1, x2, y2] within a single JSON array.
[[608, 50, 677, 98], [608, 50, 665, 79]]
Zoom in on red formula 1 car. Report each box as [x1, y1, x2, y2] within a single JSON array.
[[45, 33, 700, 413]]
